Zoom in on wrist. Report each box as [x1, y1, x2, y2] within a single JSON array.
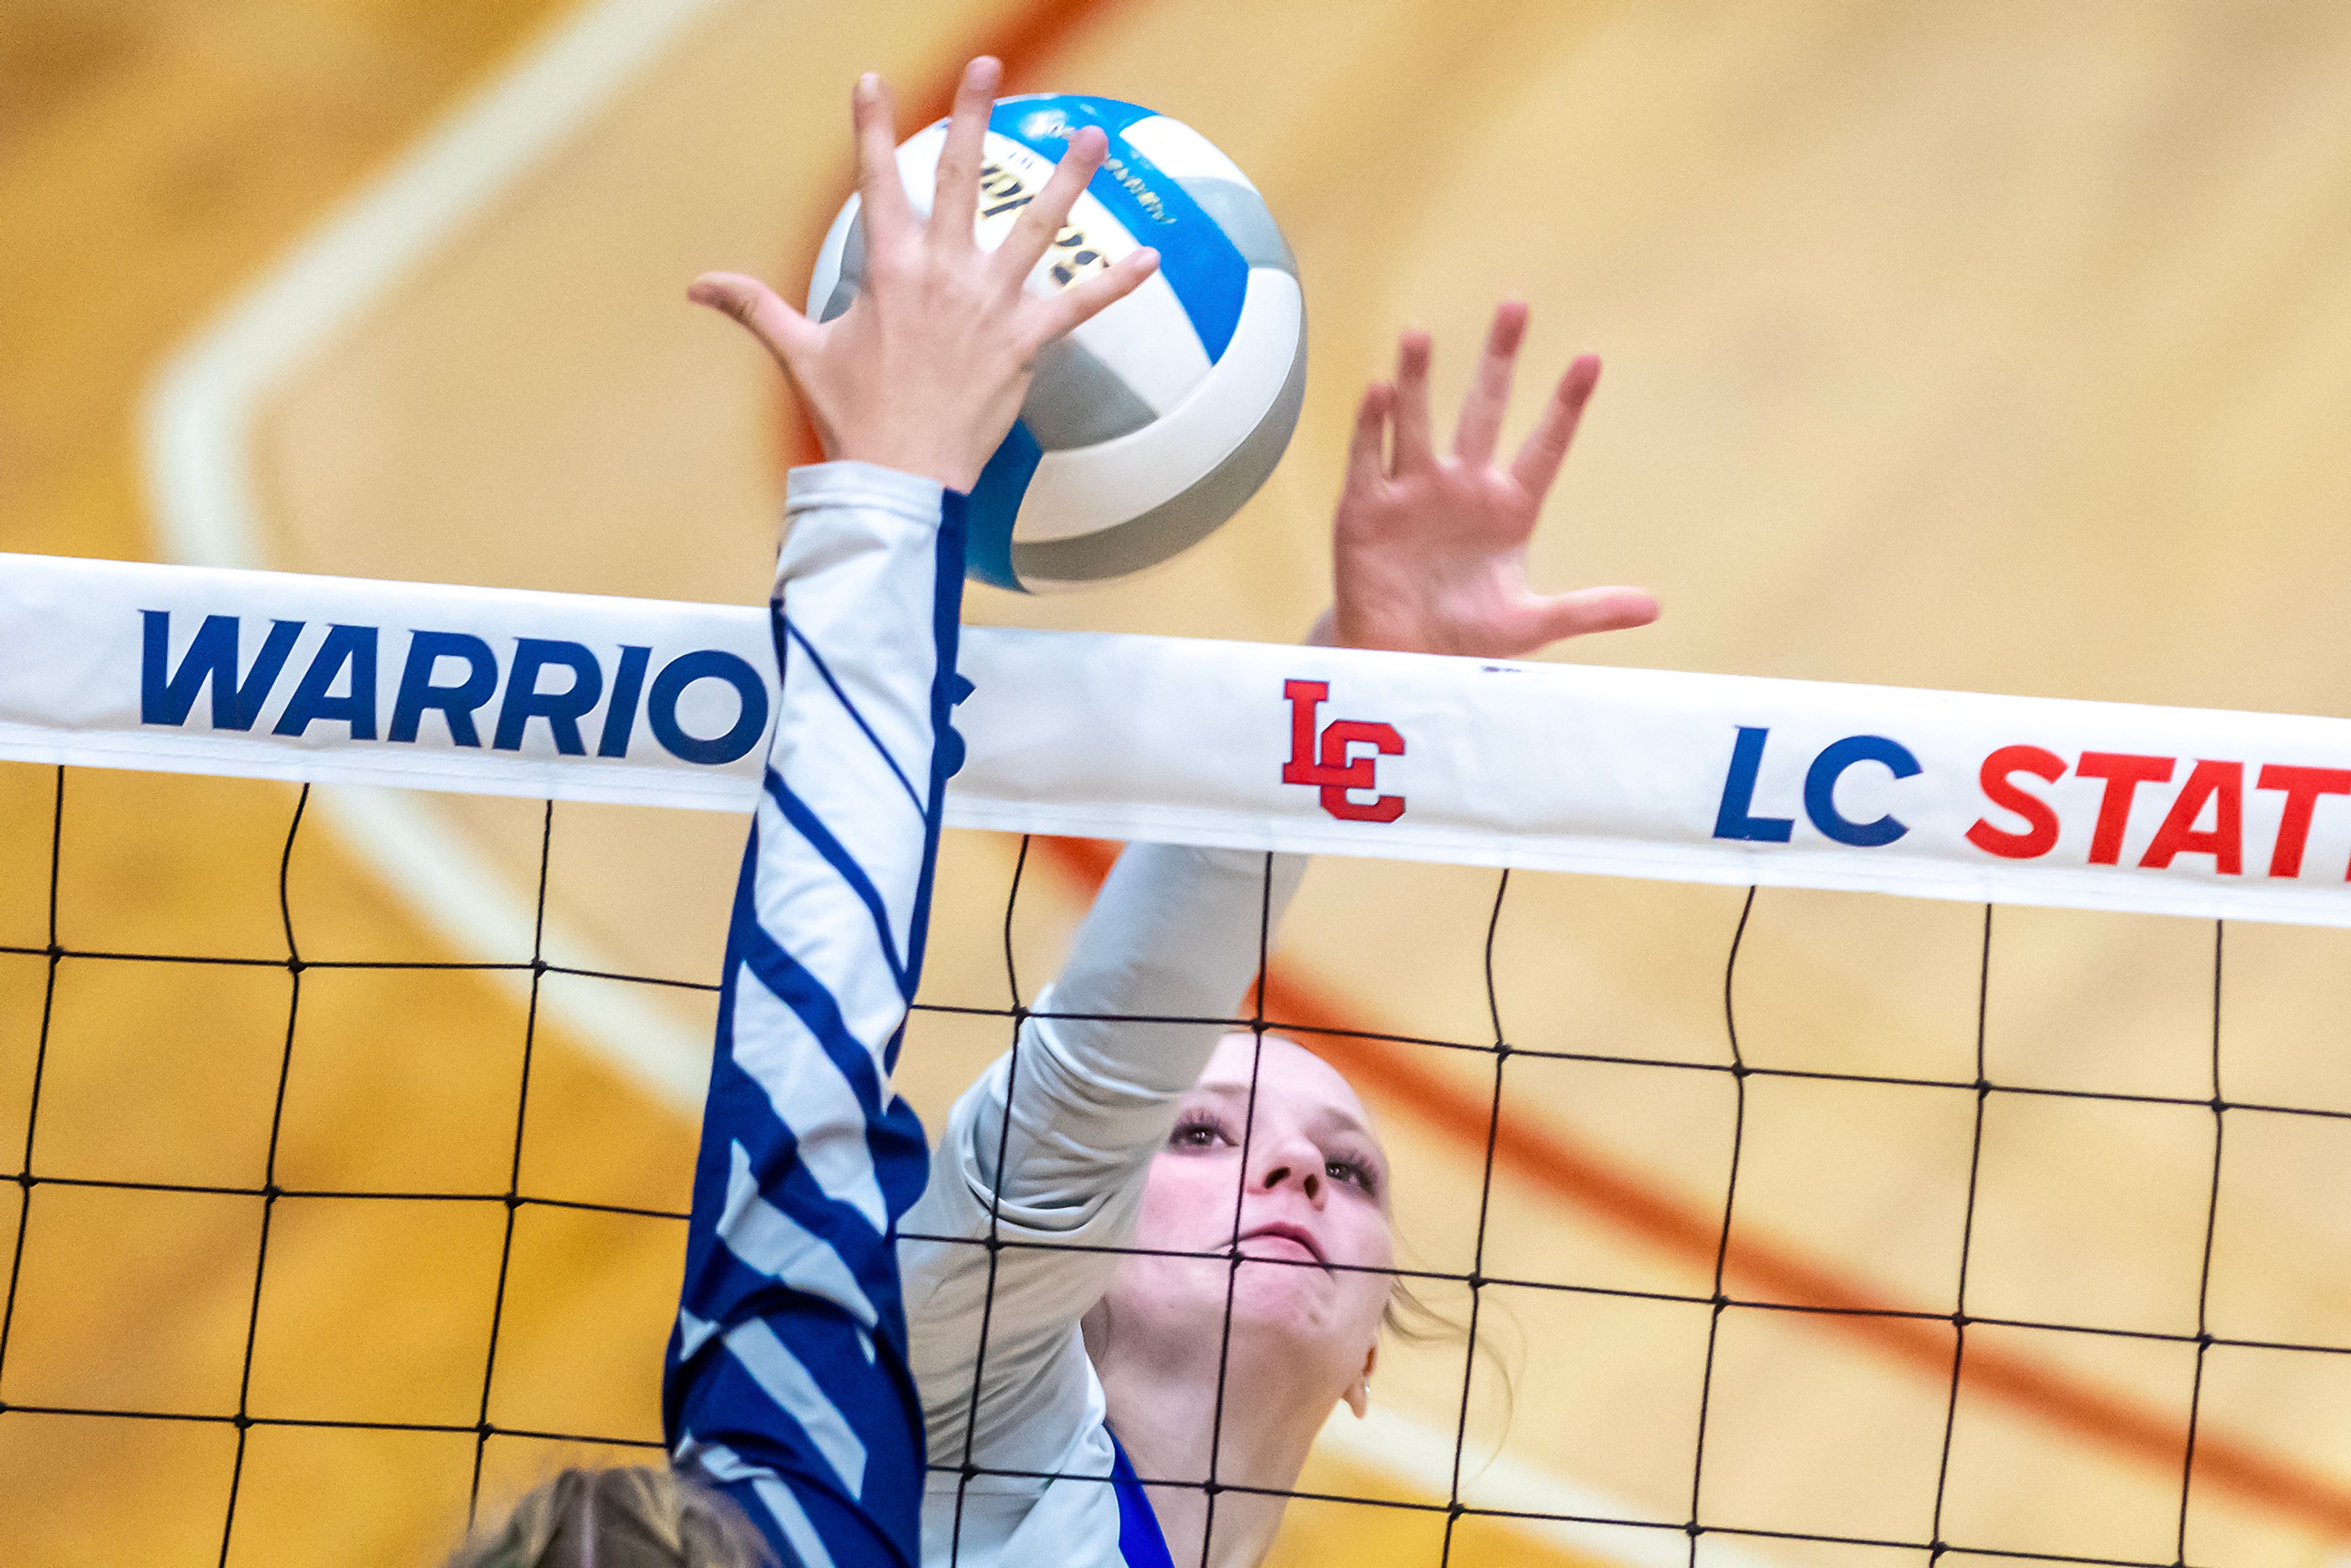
[[829, 441, 983, 494], [785, 460, 954, 522], [1316, 602, 1433, 655]]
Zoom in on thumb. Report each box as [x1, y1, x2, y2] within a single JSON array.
[[689, 272, 820, 370], [1517, 585, 1660, 652]]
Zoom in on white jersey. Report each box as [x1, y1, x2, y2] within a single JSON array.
[[899, 841, 1304, 1566]]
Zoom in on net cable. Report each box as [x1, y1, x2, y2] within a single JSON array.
[[0, 762, 2328, 1566]]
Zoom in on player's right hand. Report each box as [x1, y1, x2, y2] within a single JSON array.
[[689, 56, 1160, 493]]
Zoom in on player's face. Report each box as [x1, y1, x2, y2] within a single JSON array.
[[1106, 1033, 1394, 1389]]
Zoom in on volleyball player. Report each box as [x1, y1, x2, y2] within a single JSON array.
[[451, 54, 1654, 1568]]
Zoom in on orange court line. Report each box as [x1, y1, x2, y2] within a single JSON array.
[[773, 0, 2351, 1539]]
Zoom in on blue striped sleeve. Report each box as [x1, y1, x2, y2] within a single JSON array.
[[664, 461, 969, 1568]]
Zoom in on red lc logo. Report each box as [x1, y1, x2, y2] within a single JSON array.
[[1282, 680, 1406, 823]]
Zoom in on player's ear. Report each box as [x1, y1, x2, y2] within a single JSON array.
[[1344, 1344, 1378, 1419]]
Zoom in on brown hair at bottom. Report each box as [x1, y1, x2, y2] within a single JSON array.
[[446, 1466, 776, 1568]]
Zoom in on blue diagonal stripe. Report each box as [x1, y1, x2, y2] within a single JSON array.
[[735, 917, 888, 1118], [718, 828, 930, 1236], [718, 1317, 869, 1497], [683, 1195, 903, 1379], [719, 1140, 879, 1331], [762, 769, 912, 1000], [781, 617, 926, 818]]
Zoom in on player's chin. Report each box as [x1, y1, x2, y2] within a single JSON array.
[[1224, 1256, 1352, 1337]]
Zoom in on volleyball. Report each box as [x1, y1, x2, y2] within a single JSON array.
[[805, 94, 1305, 593]]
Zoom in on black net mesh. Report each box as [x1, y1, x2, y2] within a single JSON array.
[[3, 760, 2345, 1567]]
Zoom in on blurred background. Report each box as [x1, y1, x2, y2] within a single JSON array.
[[10, 0, 2351, 1563]]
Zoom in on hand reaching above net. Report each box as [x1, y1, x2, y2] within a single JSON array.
[[687, 57, 1160, 493], [1315, 300, 1661, 658]]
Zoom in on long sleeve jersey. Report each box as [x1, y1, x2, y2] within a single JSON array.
[[902, 838, 1301, 1566], [666, 462, 966, 1568], [663, 460, 1302, 1568]]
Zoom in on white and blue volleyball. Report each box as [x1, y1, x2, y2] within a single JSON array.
[[806, 94, 1305, 593]]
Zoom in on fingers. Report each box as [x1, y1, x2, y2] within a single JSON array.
[[852, 73, 915, 250], [994, 126, 1108, 288], [1521, 585, 1661, 650], [928, 56, 1002, 250], [1390, 329, 1434, 476], [1509, 351, 1601, 499], [688, 272, 821, 369], [1452, 299, 1529, 467], [1034, 246, 1160, 342], [1344, 381, 1393, 493]]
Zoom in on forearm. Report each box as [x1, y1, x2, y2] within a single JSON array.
[[738, 460, 969, 1063], [966, 842, 1305, 1200], [902, 842, 1303, 1311], [902, 842, 1303, 1463], [714, 459, 964, 1202], [668, 460, 965, 1474]]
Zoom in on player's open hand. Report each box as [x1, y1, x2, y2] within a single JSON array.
[[1317, 301, 1658, 658], [689, 57, 1160, 492]]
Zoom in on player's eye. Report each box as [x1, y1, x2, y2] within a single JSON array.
[[1170, 1111, 1232, 1149], [1325, 1155, 1380, 1196]]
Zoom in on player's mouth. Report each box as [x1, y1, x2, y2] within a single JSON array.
[[1237, 1222, 1328, 1269]]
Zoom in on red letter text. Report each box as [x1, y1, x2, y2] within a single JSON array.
[[1967, 745, 2066, 860], [2139, 759, 2243, 874], [2255, 763, 2351, 879], [2074, 752, 2176, 866]]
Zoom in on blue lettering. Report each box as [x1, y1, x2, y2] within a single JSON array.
[[140, 610, 302, 731], [389, 631, 498, 746], [1712, 726, 1794, 842], [273, 624, 380, 739], [1802, 733, 1921, 847], [493, 639, 603, 755], [597, 645, 651, 758], [648, 649, 767, 766]]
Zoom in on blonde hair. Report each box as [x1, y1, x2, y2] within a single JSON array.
[[446, 1466, 775, 1568], [1384, 1244, 1521, 1435]]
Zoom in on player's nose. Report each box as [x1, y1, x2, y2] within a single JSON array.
[[1250, 1125, 1328, 1207]]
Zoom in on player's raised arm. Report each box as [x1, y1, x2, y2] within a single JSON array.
[[442, 57, 1156, 1568], [896, 302, 1657, 1566]]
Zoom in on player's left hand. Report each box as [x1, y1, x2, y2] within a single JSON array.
[[1313, 301, 1659, 658]]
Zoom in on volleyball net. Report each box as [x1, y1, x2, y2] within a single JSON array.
[[9, 552, 2351, 1566]]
